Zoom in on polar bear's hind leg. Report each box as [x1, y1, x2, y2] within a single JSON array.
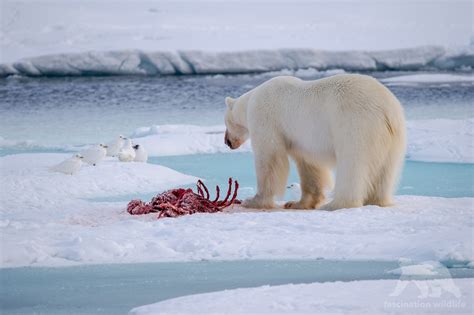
[[319, 123, 372, 211], [284, 155, 329, 209], [320, 156, 368, 211], [365, 132, 405, 207]]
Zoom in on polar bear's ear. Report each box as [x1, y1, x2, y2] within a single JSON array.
[[225, 97, 235, 109]]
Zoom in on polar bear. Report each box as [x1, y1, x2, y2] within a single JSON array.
[[224, 74, 406, 210]]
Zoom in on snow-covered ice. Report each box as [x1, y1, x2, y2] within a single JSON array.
[[130, 278, 473, 314], [0, 153, 472, 268], [0, 153, 197, 219], [406, 119, 473, 163], [130, 119, 474, 163], [131, 125, 251, 157], [382, 73, 474, 84], [387, 261, 446, 277]]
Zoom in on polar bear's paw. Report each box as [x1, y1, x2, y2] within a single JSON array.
[[242, 195, 275, 209], [283, 200, 315, 210], [319, 200, 363, 211]]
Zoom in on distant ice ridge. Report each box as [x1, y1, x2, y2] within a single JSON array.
[[130, 119, 474, 163], [0, 136, 35, 148], [382, 73, 474, 84], [1, 46, 473, 77]]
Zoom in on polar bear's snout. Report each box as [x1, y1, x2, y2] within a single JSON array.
[[224, 130, 242, 150], [224, 131, 233, 148], [224, 96, 249, 150]]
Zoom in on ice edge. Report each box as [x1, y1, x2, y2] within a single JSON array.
[[1, 45, 473, 77]]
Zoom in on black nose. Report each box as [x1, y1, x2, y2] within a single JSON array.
[[225, 138, 232, 148]]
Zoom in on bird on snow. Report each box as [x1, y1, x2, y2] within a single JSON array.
[[286, 183, 301, 201], [50, 154, 84, 175], [80, 143, 108, 166], [106, 135, 125, 157], [118, 138, 136, 162], [133, 144, 148, 163]]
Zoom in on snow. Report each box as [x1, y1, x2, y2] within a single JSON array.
[[387, 262, 444, 277], [1, 0, 473, 76], [130, 119, 474, 163], [406, 119, 474, 163], [382, 74, 474, 84], [0, 153, 472, 268], [2, 0, 472, 63], [130, 278, 473, 314], [0, 153, 197, 219], [131, 125, 251, 157]]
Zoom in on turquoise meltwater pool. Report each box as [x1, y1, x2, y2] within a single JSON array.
[[149, 153, 474, 199]]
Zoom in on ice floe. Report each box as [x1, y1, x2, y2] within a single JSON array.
[[382, 73, 474, 84], [406, 119, 473, 163], [0, 153, 197, 218], [130, 278, 473, 314], [0, 153, 472, 267]]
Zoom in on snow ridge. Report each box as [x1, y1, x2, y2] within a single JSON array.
[[1, 46, 472, 77]]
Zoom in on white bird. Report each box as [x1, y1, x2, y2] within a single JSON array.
[[118, 138, 136, 162], [133, 144, 148, 163], [106, 135, 125, 157], [80, 143, 108, 166], [50, 154, 84, 175], [286, 183, 301, 201]]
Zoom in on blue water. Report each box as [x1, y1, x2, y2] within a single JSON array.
[[1, 260, 472, 315], [1, 73, 472, 146], [152, 153, 474, 198]]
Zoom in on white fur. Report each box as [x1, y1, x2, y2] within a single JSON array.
[[224, 74, 406, 210]]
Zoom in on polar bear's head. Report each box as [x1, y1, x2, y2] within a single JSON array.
[[224, 96, 249, 150]]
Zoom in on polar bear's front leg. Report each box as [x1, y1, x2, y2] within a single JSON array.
[[242, 147, 289, 209]]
